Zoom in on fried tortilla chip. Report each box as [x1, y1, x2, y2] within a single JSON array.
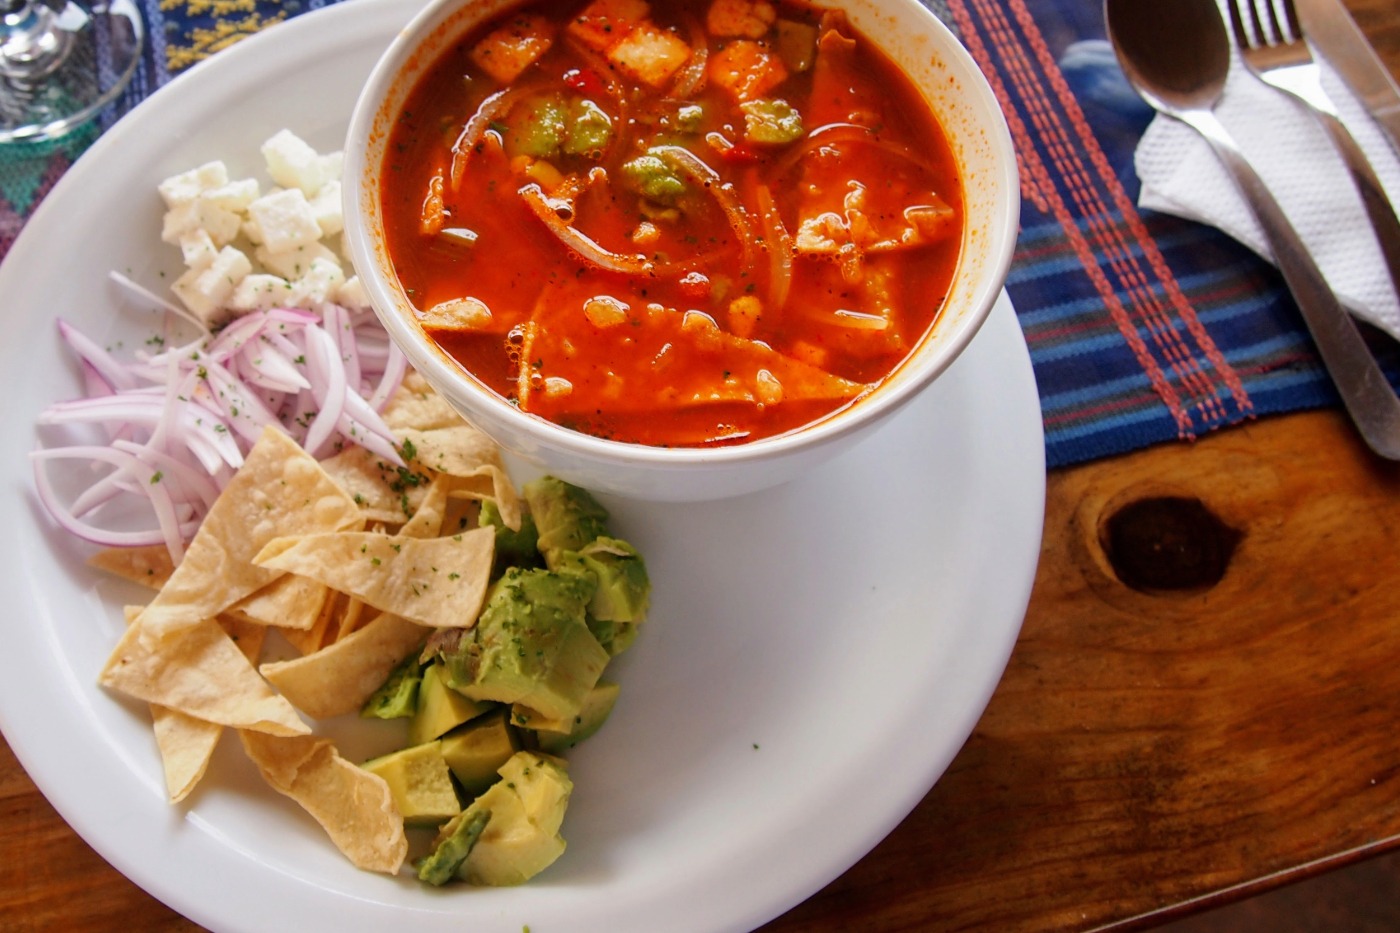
[[380, 369, 466, 432], [148, 614, 268, 803], [260, 613, 429, 719], [239, 731, 407, 874], [100, 614, 308, 736], [227, 572, 329, 631], [135, 426, 363, 639], [89, 545, 175, 590], [254, 528, 494, 628], [399, 424, 522, 530], [399, 473, 454, 539], [319, 444, 429, 526]]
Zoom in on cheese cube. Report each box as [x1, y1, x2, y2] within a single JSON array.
[[170, 245, 252, 325], [157, 161, 229, 208], [246, 187, 323, 254], [708, 39, 788, 101], [334, 276, 370, 311], [178, 229, 219, 270], [229, 273, 296, 313], [608, 23, 691, 88], [308, 180, 343, 237], [255, 241, 341, 281], [161, 198, 242, 246], [567, 0, 650, 52], [200, 177, 262, 213], [262, 129, 332, 196], [471, 13, 557, 84], [294, 254, 348, 305], [706, 0, 777, 38]]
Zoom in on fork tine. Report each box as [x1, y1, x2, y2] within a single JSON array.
[[1261, 0, 1285, 45], [1276, 0, 1303, 44], [1225, 0, 1252, 49]]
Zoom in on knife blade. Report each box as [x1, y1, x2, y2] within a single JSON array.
[[1295, 0, 1400, 155]]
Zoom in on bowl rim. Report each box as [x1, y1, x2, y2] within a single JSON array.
[[344, 0, 1021, 468]]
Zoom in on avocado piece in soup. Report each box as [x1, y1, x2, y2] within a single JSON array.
[[563, 97, 613, 156], [739, 97, 804, 145], [619, 149, 688, 204]]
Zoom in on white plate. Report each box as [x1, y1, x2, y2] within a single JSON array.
[[0, 2, 1045, 931]]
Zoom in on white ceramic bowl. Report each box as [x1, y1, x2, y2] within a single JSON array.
[[344, 0, 1019, 501]]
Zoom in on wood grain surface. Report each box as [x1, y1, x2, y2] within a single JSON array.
[[4, 0, 1400, 930]]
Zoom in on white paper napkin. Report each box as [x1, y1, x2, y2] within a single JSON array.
[[1134, 44, 1400, 341]]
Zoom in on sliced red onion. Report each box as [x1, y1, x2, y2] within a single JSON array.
[[34, 303, 410, 563]]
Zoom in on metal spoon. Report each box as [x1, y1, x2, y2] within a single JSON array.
[[1104, 0, 1400, 460]]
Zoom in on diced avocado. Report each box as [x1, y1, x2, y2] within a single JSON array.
[[440, 708, 521, 796], [576, 536, 650, 622], [362, 741, 461, 827], [619, 150, 688, 205], [523, 476, 609, 568], [441, 567, 610, 722], [508, 94, 567, 158], [523, 680, 621, 753], [740, 98, 804, 146], [497, 751, 571, 836], [563, 98, 613, 156], [360, 654, 424, 720], [459, 751, 572, 885], [775, 19, 819, 72], [586, 616, 639, 657], [410, 661, 492, 746], [417, 808, 491, 886], [480, 497, 543, 578]]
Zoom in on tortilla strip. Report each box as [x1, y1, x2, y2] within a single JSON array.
[[380, 369, 465, 432], [89, 545, 175, 589], [319, 444, 428, 525], [253, 527, 495, 629], [226, 572, 329, 631], [239, 731, 407, 875], [398, 425, 522, 530], [100, 615, 308, 736], [136, 426, 362, 639], [151, 615, 268, 802], [260, 613, 429, 719]]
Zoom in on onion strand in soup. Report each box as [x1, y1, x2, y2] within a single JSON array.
[[381, 0, 964, 447]]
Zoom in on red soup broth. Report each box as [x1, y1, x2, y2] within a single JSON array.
[[381, 0, 964, 447]]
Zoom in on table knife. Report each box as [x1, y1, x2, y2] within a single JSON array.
[[1295, 0, 1400, 155]]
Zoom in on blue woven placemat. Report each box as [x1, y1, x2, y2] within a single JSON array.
[[4, 0, 1397, 468]]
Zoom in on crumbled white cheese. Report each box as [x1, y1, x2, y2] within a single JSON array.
[[158, 129, 368, 323]]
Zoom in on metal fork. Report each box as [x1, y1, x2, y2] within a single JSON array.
[[1226, 0, 1400, 302]]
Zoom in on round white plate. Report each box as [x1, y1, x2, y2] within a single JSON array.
[[0, 2, 1045, 931]]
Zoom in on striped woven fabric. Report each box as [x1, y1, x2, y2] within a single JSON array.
[[2, 0, 1397, 468]]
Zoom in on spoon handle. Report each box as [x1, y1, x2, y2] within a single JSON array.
[[1184, 108, 1400, 460]]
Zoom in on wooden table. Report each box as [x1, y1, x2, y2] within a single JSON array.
[[5, 3, 1400, 931]]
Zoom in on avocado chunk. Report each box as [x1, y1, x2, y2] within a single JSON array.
[[518, 680, 621, 753], [361, 741, 461, 827], [417, 808, 491, 886], [459, 751, 572, 886], [523, 476, 609, 569], [439, 708, 521, 796], [409, 661, 492, 746], [360, 654, 424, 720], [480, 497, 543, 579], [576, 536, 650, 623], [438, 567, 609, 723]]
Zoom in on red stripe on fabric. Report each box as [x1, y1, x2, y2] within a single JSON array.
[[978, 0, 1231, 427], [1006, 0, 1254, 418], [949, 0, 1194, 436]]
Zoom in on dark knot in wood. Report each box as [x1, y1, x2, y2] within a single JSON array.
[[1100, 496, 1241, 593]]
